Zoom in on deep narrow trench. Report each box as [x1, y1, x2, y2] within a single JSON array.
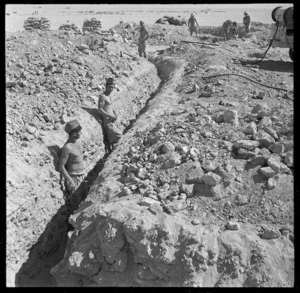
[[123, 77, 165, 134], [14, 54, 175, 287], [15, 154, 108, 287]]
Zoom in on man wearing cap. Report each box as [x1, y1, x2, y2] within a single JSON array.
[[243, 12, 251, 34], [59, 119, 85, 209], [188, 14, 199, 36], [138, 21, 149, 58], [98, 78, 122, 153]]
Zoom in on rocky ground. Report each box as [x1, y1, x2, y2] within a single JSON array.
[[6, 21, 294, 287]]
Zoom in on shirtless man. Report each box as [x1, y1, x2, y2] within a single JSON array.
[[59, 119, 85, 209], [188, 14, 199, 36], [138, 21, 149, 58], [98, 78, 122, 154]]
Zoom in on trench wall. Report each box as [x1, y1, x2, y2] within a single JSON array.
[[50, 55, 294, 287], [7, 59, 160, 287]]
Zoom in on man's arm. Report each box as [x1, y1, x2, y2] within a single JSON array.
[[59, 145, 75, 188], [98, 95, 116, 120]]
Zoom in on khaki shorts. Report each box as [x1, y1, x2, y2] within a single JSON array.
[[64, 173, 85, 210], [65, 174, 85, 195]]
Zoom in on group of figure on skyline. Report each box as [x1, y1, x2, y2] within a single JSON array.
[[187, 11, 251, 40]]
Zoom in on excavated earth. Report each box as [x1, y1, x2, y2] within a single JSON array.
[[6, 22, 294, 287]]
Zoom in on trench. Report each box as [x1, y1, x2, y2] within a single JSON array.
[[14, 51, 183, 287]]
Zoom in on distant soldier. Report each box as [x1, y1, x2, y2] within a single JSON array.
[[243, 11, 251, 34], [98, 78, 122, 154], [222, 19, 232, 41], [188, 13, 199, 36], [228, 21, 239, 39], [59, 119, 85, 210], [138, 21, 149, 58]]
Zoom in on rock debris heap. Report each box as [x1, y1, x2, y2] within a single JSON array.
[[23, 17, 51, 31], [59, 23, 81, 34], [156, 15, 187, 26], [82, 18, 102, 35]]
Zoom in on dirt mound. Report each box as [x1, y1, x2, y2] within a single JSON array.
[[113, 21, 272, 47]]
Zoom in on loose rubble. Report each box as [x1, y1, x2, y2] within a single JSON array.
[[59, 23, 81, 34], [7, 19, 293, 287], [82, 18, 102, 35]]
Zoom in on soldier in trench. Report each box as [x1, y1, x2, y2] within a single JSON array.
[[59, 119, 85, 210], [137, 21, 149, 58], [98, 78, 122, 154]]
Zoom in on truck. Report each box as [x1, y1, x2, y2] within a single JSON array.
[[269, 6, 293, 61]]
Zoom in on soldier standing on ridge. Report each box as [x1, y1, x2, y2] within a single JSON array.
[[138, 21, 149, 58], [59, 119, 85, 210], [188, 13, 199, 36], [98, 78, 122, 154], [243, 11, 251, 34]]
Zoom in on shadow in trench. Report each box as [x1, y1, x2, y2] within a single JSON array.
[[81, 107, 102, 125], [15, 154, 108, 287], [122, 80, 165, 134]]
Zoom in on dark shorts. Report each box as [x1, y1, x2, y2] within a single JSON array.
[[189, 26, 197, 33], [138, 41, 146, 54]]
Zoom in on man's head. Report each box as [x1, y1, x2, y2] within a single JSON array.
[[191, 13, 195, 18], [233, 21, 237, 26], [65, 119, 82, 140], [105, 78, 115, 94], [244, 11, 248, 16], [140, 21, 145, 27]]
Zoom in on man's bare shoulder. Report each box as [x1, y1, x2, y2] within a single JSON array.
[[63, 141, 82, 153], [98, 93, 110, 102], [62, 142, 73, 152]]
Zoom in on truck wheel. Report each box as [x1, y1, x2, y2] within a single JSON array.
[[289, 48, 293, 61]]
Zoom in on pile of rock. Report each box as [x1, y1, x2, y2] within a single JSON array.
[[58, 23, 81, 34], [82, 18, 102, 35], [23, 17, 51, 31], [156, 16, 186, 26]]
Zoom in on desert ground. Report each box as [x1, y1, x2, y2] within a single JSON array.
[[6, 15, 294, 287]]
